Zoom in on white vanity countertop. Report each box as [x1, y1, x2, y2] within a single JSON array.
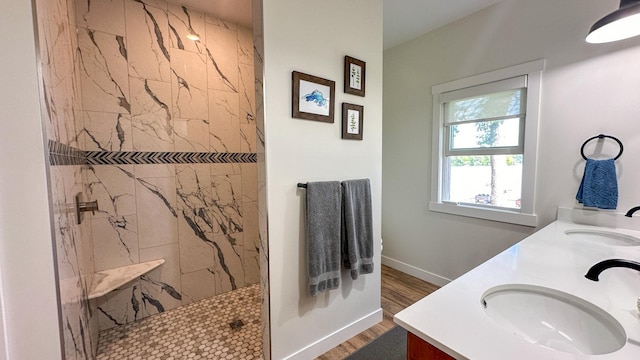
[[394, 208, 640, 359]]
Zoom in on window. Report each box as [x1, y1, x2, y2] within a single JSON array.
[[430, 60, 544, 226]]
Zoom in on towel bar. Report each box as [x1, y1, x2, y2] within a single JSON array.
[[297, 183, 308, 188], [580, 134, 623, 160]]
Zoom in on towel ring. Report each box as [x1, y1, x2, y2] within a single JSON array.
[[580, 134, 623, 161]]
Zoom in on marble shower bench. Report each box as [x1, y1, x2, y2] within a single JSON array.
[[88, 259, 165, 299]]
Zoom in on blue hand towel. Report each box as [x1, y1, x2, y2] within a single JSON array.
[[341, 179, 374, 280], [305, 181, 342, 296], [576, 158, 618, 210]]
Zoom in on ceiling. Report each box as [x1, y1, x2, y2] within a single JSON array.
[[383, 0, 504, 49], [170, 0, 504, 50]]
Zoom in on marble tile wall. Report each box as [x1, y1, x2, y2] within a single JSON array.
[[34, 0, 97, 358], [35, 0, 259, 358], [75, 0, 258, 332]]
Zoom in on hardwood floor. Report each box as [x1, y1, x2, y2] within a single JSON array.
[[315, 265, 440, 360]]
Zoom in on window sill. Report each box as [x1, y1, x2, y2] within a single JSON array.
[[429, 201, 537, 227]]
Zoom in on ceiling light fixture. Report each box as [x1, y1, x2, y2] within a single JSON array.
[[586, 0, 640, 43], [186, 33, 200, 41]]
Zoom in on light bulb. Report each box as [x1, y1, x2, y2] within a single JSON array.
[[186, 34, 200, 41]]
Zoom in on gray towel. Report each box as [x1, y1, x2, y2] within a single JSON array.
[[305, 181, 342, 296], [341, 179, 374, 280]]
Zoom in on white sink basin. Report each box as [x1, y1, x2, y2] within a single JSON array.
[[481, 284, 626, 355], [564, 229, 640, 246]]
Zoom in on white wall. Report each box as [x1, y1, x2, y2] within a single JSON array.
[[0, 1, 63, 359], [261, 1, 383, 358], [383, 0, 640, 282]]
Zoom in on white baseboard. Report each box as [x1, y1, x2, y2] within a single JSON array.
[[284, 308, 383, 360], [382, 255, 451, 287]]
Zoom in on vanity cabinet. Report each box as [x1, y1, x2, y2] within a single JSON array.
[[407, 332, 455, 360], [396, 209, 640, 359]]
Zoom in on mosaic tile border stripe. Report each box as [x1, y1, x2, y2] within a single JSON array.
[[48, 140, 86, 166], [85, 151, 257, 165], [48, 141, 257, 166]]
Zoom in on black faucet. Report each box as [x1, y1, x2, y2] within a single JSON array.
[[625, 206, 640, 217], [585, 259, 640, 281]]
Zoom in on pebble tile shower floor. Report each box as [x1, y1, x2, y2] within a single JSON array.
[[97, 284, 262, 360]]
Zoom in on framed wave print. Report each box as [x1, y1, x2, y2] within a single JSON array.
[[292, 71, 335, 123]]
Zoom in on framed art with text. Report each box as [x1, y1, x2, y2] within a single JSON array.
[[344, 56, 366, 97], [342, 103, 364, 140]]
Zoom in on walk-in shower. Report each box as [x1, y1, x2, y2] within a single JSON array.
[[34, 0, 265, 358]]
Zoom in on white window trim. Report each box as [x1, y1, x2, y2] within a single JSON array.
[[429, 60, 545, 227]]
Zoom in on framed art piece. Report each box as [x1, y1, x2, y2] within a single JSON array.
[[342, 103, 364, 140], [344, 56, 366, 97], [292, 71, 335, 123]]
